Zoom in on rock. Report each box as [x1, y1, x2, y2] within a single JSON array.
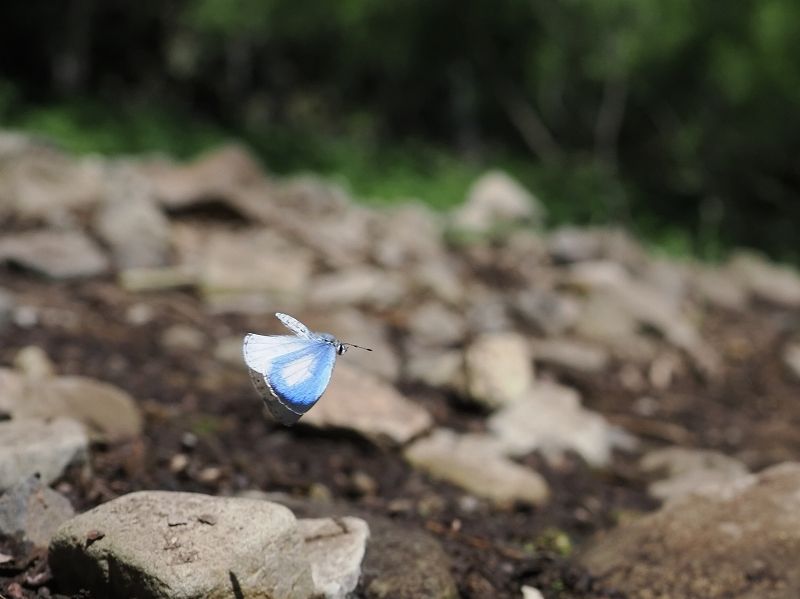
[[146, 144, 267, 211], [580, 463, 800, 599], [373, 203, 444, 268], [465, 333, 533, 408], [0, 418, 89, 491], [464, 286, 514, 334], [95, 167, 171, 269], [548, 227, 604, 263], [512, 289, 580, 337], [729, 251, 800, 308], [303, 364, 432, 445], [549, 227, 645, 266], [0, 230, 109, 279], [249, 495, 458, 599], [361, 519, 457, 599], [784, 343, 800, 380], [298, 517, 369, 599], [13, 345, 55, 378], [49, 491, 315, 599], [404, 347, 464, 391], [410, 257, 465, 305], [161, 325, 207, 352], [0, 475, 75, 547], [488, 381, 633, 467], [690, 264, 748, 311], [451, 170, 544, 234], [0, 148, 104, 219], [406, 301, 466, 347], [404, 429, 549, 506], [521, 586, 545, 599], [641, 447, 749, 502], [309, 266, 406, 310], [0, 368, 143, 442], [531, 338, 610, 373], [194, 228, 314, 312]]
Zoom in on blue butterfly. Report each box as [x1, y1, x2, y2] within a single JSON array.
[[243, 312, 372, 425]]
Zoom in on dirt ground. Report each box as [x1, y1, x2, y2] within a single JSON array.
[[2, 263, 800, 599]]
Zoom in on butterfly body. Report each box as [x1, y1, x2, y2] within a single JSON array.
[[243, 313, 369, 425]]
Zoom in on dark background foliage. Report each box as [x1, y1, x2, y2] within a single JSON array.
[[2, 0, 799, 259]]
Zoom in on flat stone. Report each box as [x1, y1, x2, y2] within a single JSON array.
[[303, 364, 432, 445], [641, 446, 749, 502], [465, 333, 534, 408], [488, 382, 633, 467], [0, 474, 75, 547], [195, 229, 314, 311], [0, 418, 89, 491], [0, 230, 109, 279], [298, 517, 369, 599], [404, 429, 549, 506], [0, 368, 143, 442], [452, 170, 544, 233], [49, 491, 315, 599], [309, 267, 406, 310], [729, 251, 800, 308], [531, 338, 609, 373], [580, 463, 800, 599], [404, 347, 465, 392]]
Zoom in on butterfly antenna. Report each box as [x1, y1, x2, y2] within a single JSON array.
[[345, 343, 373, 352]]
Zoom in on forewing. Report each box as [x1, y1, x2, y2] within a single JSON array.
[[275, 313, 313, 339], [265, 341, 337, 416], [242, 333, 311, 374]]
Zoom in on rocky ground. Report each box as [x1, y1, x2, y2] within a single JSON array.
[[2, 132, 800, 598]]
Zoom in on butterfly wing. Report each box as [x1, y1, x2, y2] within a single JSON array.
[[275, 312, 313, 339], [243, 333, 337, 425]]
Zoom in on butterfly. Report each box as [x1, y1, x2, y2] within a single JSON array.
[[243, 312, 372, 425]]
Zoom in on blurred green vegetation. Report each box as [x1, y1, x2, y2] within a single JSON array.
[[2, 0, 799, 260]]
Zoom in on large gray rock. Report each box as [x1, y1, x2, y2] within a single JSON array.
[[95, 166, 172, 269], [0, 474, 75, 547], [580, 463, 800, 599], [0, 418, 89, 491], [0, 230, 109, 279], [406, 301, 466, 347], [531, 338, 610, 373], [298, 517, 369, 599], [303, 364, 432, 445], [373, 203, 444, 268], [0, 368, 142, 442], [404, 429, 549, 506], [465, 333, 534, 408], [488, 382, 633, 467], [49, 491, 315, 599]]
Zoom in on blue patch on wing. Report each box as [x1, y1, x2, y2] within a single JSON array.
[[265, 341, 337, 414]]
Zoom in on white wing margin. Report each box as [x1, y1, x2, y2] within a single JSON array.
[[275, 313, 313, 339], [242, 333, 311, 373]]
